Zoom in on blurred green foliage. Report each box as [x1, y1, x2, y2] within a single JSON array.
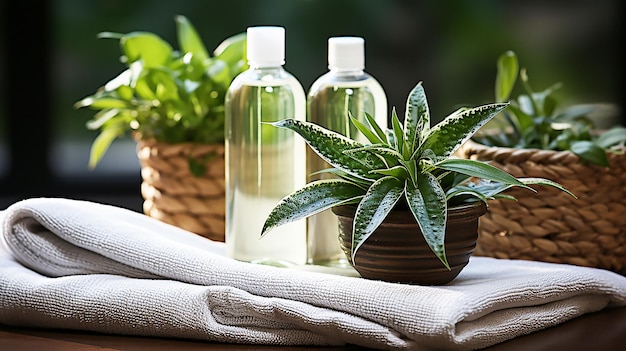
[[475, 50, 626, 167], [73, 16, 247, 169], [54, 0, 622, 144]]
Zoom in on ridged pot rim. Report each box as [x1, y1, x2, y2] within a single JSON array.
[[331, 200, 487, 224]]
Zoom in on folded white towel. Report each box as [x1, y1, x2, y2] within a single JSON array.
[[1, 198, 625, 350]]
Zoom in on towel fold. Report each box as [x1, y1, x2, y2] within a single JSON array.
[[1, 197, 625, 350]]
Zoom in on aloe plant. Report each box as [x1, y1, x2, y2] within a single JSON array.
[[474, 50, 626, 167], [74, 15, 248, 170], [261, 82, 573, 270]]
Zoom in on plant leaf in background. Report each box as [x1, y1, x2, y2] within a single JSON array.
[[75, 15, 248, 170], [495, 50, 518, 103], [175, 15, 209, 62], [475, 50, 625, 167]]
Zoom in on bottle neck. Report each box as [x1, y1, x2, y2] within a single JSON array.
[[328, 66, 365, 77], [248, 61, 284, 70]]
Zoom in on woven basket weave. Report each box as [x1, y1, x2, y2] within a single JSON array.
[[459, 139, 626, 275], [135, 138, 225, 242]]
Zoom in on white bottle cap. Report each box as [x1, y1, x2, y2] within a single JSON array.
[[246, 26, 285, 66], [328, 36, 365, 70]]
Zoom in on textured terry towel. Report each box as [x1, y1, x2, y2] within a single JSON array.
[[1, 198, 626, 350]]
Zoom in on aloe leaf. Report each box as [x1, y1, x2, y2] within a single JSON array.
[[417, 148, 436, 163], [495, 50, 518, 102], [370, 165, 409, 178], [446, 185, 490, 201], [447, 184, 518, 205], [399, 158, 418, 186], [351, 176, 404, 259], [438, 170, 471, 190], [347, 143, 398, 155], [350, 116, 384, 144], [391, 108, 405, 156], [334, 170, 375, 187], [262, 179, 364, 237], [344, 144, 401, 167], [311, 169, 372, 188], [175, 15, 209, 62], [442, 107, 469, 123], [436, 158, 526, 187], [461, 177, 576, 201], [457, 179, 513, 198], [518, 177, 577, 198], [405, 171, 449, 269], [492, 194, 517, 200], [404, 82, 429, 154], [271, 119, 387, 180], [421, 103, 508, 159], [364, 112, 389, 144]]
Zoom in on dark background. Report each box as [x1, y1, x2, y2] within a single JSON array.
[[1, 0, 623, 212]]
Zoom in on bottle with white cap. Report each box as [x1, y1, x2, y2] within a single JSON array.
[[306, 36, 388, 267], [224, 26, 307, 266]]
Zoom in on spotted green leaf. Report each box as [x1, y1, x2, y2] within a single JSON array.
[[270, 119, 387, 180], [351, 176, 404, 258], [421, 103, 508, 160], [405, 171, 448, 269]]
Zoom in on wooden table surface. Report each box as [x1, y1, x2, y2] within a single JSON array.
[[1, 306, 625, 351]]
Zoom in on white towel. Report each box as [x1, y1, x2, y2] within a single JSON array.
[[1, 198, 625, 350]]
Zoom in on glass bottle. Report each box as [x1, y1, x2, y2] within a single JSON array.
[[306, 36, 388, 267], [224, 26, 307, 266]]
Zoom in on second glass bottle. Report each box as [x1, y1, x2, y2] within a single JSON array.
[[306, 36, 388, 267]]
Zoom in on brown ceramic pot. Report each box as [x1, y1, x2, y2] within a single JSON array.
[[333, 201, 487, 285]]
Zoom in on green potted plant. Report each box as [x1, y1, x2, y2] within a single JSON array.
[[261, 81, 572, 285], [461, 50, 626, 275], [74, 15, 248, 241], [471, 50, 626, 167]]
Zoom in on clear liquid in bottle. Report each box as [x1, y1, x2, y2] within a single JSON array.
[[225, 26, 307, 266], [306, 36, 388, 267]]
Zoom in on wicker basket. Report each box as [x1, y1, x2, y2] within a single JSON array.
[[135, 137, 225, 242], [459, 139, 626, 275]]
